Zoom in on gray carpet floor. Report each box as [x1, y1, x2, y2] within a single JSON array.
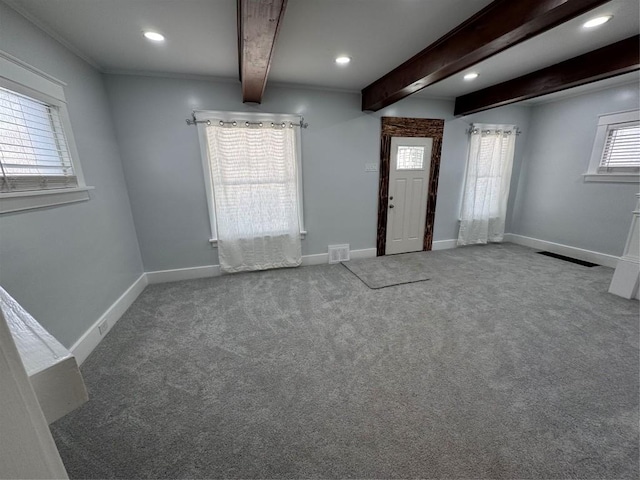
[[341, 252, 431, 289], [51, 243, 639, 479]]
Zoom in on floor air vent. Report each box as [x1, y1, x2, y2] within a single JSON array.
[[328, 244, 350, 264], [537, 251, 598, 267]]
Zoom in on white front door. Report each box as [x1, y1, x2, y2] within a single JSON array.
[[385, 137, 432, 255]]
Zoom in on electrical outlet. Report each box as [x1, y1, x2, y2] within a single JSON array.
[[98, 320, 109, 336], [365, 163, 378, 172]]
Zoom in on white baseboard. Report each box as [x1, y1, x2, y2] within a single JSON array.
[[608, 257, 640, 299], [146, 265, 222, 284], [350, 248, 377, 260], [302, 247, 377, 266], [302, 243, 457, 263], [504, 233, 620, 268], [301, 252, 330, 266], [145, 248, 379, 282], [70, 273, 148, 365], [432, 239, 457, 251]]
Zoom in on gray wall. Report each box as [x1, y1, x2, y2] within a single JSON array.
[[510, 82, 640, 256], [104, 74, 531, 271], [0, 3, 143, 347]]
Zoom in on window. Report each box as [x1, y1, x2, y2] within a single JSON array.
[[458, 124, 517, 246], [396, 146, 425, 170], [0, 51, 90, 213], [195, 111, 305, 245], [0, 87, 76, 192], [600, 122, 640, 170], [585, 110, 640, 183]]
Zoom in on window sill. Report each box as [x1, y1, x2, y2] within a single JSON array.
[[209, 230, 307, 247], [0, 187, 94, 214], [583, 174, 640, 183]]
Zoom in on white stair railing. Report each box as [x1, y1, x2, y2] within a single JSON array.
[[609, 193, 640, 299]]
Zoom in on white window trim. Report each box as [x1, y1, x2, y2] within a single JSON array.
[[194, 110, 306, 247], [0, 50, 93, 213], [584, 109, 640, 183]]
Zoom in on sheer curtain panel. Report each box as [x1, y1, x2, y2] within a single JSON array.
[[206, 125, 302, 273], [458, 125, 517, 246]]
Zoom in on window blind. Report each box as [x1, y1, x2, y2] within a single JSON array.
[[599, 121, 640, 170], [0, 86, 77, 193]]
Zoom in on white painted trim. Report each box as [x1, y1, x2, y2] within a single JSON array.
[[596, 109, 640, 126], [302, 244, 458, 264], [302, 247, 377, 265], [0, 187, 94, 214], [146, 265, 222, 284], [0, 50, 90, 200], [503, 233, 620, 268], [70, 274, 147, 365], [0, 53, 65, 103], [0, 50, 66, 90], [349, 248, 377, 260], [301, 253, 329, 266], [145, 248, 379, 282], [585, 109, 640, 179], [609, 257, 640, 299], [432, 239, 457, 251], [583, 173, 639, 183]]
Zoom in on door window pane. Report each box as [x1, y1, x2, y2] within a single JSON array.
[[397, 146, 424, 170]]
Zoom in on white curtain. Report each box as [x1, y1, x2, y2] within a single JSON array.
[[458, 124, 517, 246], [206, 125, 302, 273]]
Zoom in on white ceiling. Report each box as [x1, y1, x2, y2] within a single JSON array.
[[417, 0, 640, 99], [268, 0, 492, 90], [5, 0, 240, 78], [4, 0, 640, 102]]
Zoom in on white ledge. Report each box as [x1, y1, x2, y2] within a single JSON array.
[[2, 286, 88, 423], [209, 230, 307, 247], [583, 174, 639, 183], [0, 186, 94, 214]]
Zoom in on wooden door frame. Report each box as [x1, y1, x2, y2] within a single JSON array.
[[377, 117, 445, 256]]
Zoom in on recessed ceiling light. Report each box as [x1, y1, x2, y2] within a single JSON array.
[[335, 56, 351, 65], [464, 72, 479, 81], [583, 15, 613, 28], [143, 31, 165, 42]]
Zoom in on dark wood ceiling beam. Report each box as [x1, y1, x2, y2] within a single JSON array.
[[361, 0, 612, 112], [454, 36, 640, 116], [238, 0, 287, 103]]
